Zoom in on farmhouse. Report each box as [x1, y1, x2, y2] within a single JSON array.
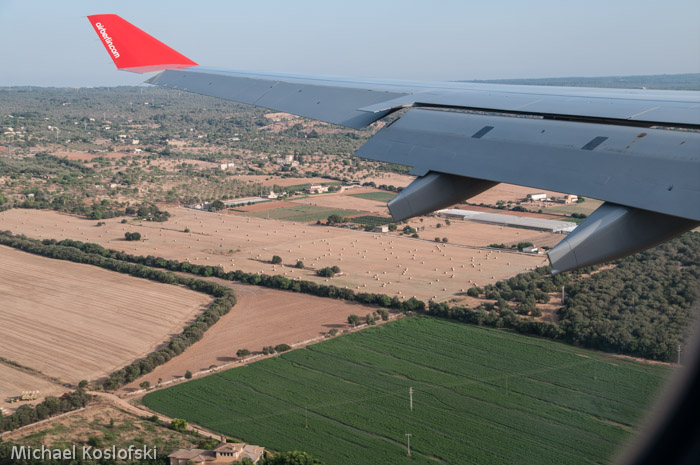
[[305, 184, 329, 194], [168, 440, 264, 465]]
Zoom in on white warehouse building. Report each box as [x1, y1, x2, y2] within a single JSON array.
[[439, 209, 577, 233]]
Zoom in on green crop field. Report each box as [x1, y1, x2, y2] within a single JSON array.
[[143, 318, 669, 465], [243, 204, 363, 222], [542, 198, 604, 216], [348, 215, 394, 226], [349, 191, 397, 202]]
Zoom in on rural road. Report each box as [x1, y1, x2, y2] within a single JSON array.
[[90, 391, 223, 440]]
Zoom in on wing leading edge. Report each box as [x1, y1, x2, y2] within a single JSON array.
[[88, 14, 700, 273]]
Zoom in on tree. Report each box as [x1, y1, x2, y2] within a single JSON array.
[[262, 346, 276, 355], [517, 242, 534, 251], [295, 260, 305, 269], [237, 348, 251, 357], [326, 214, 344, 225], [78, 380, 88, 389], [184, 370, 192, 379], [347, 314, 361, 326], [330, 265, 340, 274], [442, 237, 448, 243], [139, 381, 150, 390], [328, 328, 339, 337], [124, 231, 141, 241], [388, 223, 397, 231], [317, 267, 335, 278], [271, 255, 282, 265], [274, 344, 292, 352], [210, 200, 226, 212], [170, 418, 188, 432]]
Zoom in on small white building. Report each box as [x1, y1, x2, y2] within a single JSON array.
[[522, 246, 540, 254], [527, 193, 548, 202], [374, 225, 389, 233], [266, 190, 278, 199], [219, 162, 235, 171]]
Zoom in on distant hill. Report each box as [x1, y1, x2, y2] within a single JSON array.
[[466, 73, 700, 91]]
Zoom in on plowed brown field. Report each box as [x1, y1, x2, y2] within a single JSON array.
[[0, 246, 211, 386]]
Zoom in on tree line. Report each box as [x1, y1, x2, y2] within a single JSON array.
[[0, 388, 91, 434], [24, 236, 426, 313], [432, 233, 699, 362]]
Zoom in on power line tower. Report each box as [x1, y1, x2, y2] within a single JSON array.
[[409, 387, 413, 411], [405, 433, 412, 457]]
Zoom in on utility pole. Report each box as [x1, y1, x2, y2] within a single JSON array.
[[405, 433, 412, 457], [409, 387, 413, 411], [678, 344, 682, 365]]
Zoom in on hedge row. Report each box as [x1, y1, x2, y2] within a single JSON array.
[[41, 237, 426, 312]]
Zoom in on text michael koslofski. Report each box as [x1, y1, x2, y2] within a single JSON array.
[[11, 444, 157, 461]]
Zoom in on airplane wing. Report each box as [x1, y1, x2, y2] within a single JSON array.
[[87, 14, 700, 273]]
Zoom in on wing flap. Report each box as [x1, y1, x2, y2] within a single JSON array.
[[354, 109, 700, 221]]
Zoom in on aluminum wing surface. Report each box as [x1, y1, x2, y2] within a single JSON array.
[[88, 14, 700, 273]]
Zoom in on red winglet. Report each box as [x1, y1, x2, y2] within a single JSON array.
[[87, 14, 197, 73]]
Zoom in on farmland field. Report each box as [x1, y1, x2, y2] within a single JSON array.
[[0, 209, 549, 303], [143, 318, 669, 465], [348, 215, 394, 226], [349, 191, 396, 202], [242, 204, 363, 222], [0, 245, 211, 390]]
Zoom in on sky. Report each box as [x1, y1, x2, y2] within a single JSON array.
[[0, 0, 698, 87]]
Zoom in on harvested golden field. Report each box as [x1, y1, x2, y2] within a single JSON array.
[[0, 209, 548, 303], [0, 363, 66, 413], [469, 183, 566, 205], [122, 281, 379, 391], [0, 245, 212, 385]]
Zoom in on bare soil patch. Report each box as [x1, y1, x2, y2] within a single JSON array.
[[0, 245, 211, 386], [122, 281, 377, 391]]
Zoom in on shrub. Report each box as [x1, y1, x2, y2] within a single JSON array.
[[184, 370, 192, 379], [124, 232, 141, 241], [236, 348, 251, 357], [271, 255, 282, 264], [262, 346, 276, 355], [295, 260, 305, 269], [274, 344, 292, 352]]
